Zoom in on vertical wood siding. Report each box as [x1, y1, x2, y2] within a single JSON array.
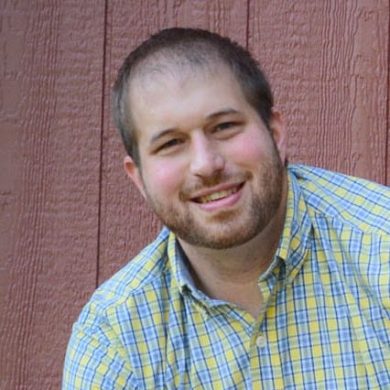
[[0, 2, 105, 389], [0, 1, 389, 388]]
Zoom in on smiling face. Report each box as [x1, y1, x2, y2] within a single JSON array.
[[125, 64, 287, 249]]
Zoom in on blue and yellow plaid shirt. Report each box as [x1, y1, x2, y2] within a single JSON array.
[[63, 165, 390, 389]]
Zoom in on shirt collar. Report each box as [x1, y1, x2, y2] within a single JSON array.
[[167, 231, 197, 293], [167, 167, 313, 293], [275, 168, 313, 281]]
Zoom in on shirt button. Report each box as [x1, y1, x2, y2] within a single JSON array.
[[256, 335, 267, 348]]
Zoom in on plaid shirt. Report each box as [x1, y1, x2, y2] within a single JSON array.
[[63, 165, 390, 389]]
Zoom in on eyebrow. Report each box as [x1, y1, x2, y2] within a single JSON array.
[[206, 108, 240, 120], [149, 108, 241, 145]]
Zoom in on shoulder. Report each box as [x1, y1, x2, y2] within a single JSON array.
[[288, 164, 390, 235], [77, 228, 172, 328], [63, 228, 175, 387]]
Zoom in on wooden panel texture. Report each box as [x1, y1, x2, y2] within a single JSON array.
[[0, 0, 389, 388], [249, 0, 389, 184], [0, 1, 105, 389]]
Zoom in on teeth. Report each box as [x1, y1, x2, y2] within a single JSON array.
[[198, 188, 237, 203]]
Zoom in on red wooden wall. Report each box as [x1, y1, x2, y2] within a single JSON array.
[[1, 1, 389, 388]]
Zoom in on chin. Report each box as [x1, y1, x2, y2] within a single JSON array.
[[172, 219, 267, 250]]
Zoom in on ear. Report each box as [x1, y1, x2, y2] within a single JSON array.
[[124, 155, 146, 199], [269, 109, 287, 164]]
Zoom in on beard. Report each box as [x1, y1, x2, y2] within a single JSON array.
[[143, 146, 285, 250]]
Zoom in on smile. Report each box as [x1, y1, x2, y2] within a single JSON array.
[[192, 184, 243, 204]]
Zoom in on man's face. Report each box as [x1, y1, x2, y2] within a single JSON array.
[[126, 65, 286, 249]]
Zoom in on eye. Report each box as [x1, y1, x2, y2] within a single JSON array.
[[214, 122, 237, 132], [154, 138, 184, 153]]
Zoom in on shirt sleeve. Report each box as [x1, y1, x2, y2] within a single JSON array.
[[62, 320, 137, 389]]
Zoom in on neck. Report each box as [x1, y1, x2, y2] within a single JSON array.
[[178, 174, 288, 318]]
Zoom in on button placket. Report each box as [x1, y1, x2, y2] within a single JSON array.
[[255, 334, 267, 348]]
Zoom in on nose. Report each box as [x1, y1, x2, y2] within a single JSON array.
[[189, 133, 225, 178]]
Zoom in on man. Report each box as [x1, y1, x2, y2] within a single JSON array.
[[63, 28, 390, 389]]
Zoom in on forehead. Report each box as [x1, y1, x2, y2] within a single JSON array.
[[127, 63, 249, 130]]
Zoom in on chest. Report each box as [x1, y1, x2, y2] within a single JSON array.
[[126, 240, 390, 389]]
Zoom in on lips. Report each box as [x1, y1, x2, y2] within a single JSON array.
[[195, 187, 239, 203], [191, 183, 243, 204]]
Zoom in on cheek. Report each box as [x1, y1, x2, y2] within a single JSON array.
[[225, 131, 273, 165], [143, 161, 184, 196]]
